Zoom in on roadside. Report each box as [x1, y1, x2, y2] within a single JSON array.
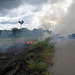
[[49, 39, 75, 75]]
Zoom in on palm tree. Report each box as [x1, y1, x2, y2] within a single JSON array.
[[18, 20, 24, 29]]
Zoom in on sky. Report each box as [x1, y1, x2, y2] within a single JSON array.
[[0, 0, 74, 35]]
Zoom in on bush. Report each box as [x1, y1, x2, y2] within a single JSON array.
[[36, 61, 47, 71], [0, 39, 54, 75], [26, 60, 47, 73], [31, 41, 48, 50], [26, 60, 36, 70], [26, 53, 36, 58]]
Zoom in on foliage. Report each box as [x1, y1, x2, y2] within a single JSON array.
[[49, 43, 54, 49], [18, 20, 24, 28], [26, 59, 47, 75], [27, 60, 47, 71], [12, 28, 21, 36], [26, 53, 38, 60], [0, 39, 54, 75], [0, 30, 2, 35], [31, 41, 48, 50]]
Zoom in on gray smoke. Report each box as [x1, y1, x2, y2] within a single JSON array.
[[53, 2, 75, 36], [34, 0, 74, 36]]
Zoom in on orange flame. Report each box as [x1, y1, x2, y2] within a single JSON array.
[[27, 41, 30, 44], [27, 41, 36, 44], [33, 42, 36, 44]]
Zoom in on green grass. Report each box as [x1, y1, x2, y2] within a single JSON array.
[[0, 38, 54, 75], [27, 40, 54, 74], [31, 40, 48, 50], [0, 37, 39, 42]]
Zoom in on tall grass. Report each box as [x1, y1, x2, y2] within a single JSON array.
[[25, 40, 54, 75], [0, 38, 54, 75]]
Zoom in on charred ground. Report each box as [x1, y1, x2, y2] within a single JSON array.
[[0, 38, 54, 75]]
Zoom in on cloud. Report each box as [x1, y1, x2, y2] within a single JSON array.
[[0, 0, 74, 33], [0, 4, 36, 30], [0, 0, 49, 30], [0, 0, 48, 16], [1, 4, 34, 18], [23, 0, 48, 5], [0, 0, 23, 16]]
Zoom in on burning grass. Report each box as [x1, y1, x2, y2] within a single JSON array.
[[0, 39, 54, 75]]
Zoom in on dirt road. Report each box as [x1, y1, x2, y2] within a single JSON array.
[[50, 39, 75, 75]]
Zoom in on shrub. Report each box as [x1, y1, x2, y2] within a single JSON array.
[[26, 53, 36, 58], [26, 60, 47, 73], [49, 43, 54, 49], [26, 60, 36, 69], [35, 61, 47, 71], [31, 41, 48, 50]]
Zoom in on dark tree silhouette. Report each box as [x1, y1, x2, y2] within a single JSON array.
[[0, 30, 2, 35], [12, 28, 21, 36], [18, 20, 24, 29]]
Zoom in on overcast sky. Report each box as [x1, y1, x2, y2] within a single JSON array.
[[0, 0, 74, 35]]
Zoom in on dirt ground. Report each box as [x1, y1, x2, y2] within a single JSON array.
[[49, 39, 75, 75]]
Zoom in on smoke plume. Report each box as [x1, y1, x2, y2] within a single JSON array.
[[33, 0, 74, 36], [54, 1, 75, 36]]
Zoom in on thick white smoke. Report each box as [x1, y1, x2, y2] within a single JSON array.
[[53, 1, 75, 36], [32, 0, 73, 36]]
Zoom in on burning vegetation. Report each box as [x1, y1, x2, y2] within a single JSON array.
[[0, 37, 54, 75], [0, 27, 53, 75]]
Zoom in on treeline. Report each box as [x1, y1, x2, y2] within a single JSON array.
[[0, 28, 51, 38], [68, 33, 75, 39]]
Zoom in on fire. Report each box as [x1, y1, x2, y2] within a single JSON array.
[[30, 42, 33, 44], [27, 41, 36, 44], [17, 41, 37, 45], [27, 41, 30, 44], [33, 42, 36, 44]]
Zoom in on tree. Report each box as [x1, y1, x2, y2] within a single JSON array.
[[12, 28, 21, 36], [18, 20, 24, 29], [0, 30, 2, 36]]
